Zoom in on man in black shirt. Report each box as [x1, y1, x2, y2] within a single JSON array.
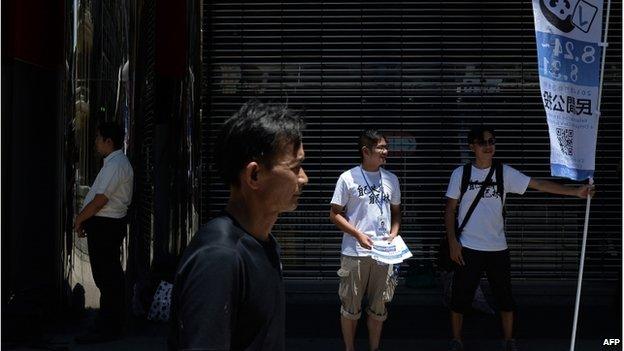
[[169, 100, 308, 351]]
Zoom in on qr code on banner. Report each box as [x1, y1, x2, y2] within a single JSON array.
[[556, 128, 574, 156]]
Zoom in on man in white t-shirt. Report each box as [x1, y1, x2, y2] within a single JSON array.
[[74, 122, 134, 343], [330, 130, 401, 351], [444, 126, 594, 351]]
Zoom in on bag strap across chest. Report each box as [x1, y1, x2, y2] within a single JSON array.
[[458, 161, 506, 219]]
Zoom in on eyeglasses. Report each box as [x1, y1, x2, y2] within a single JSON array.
[[475, 138, 496, 147]]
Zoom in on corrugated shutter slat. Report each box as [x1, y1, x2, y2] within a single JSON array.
[[202, 0, 622, 281]]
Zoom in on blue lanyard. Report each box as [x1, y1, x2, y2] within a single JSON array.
[[360, 166, 385, 215]]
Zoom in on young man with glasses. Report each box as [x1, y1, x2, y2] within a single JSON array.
[[330, 129, 402, 351], [444, 126, 594, 351]]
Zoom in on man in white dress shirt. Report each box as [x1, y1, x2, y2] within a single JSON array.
[[74, 122, 133, 343]]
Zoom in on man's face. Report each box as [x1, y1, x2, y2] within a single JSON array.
[[363, 138, 389, 167], [258, 142, 308, 213], [95, 132, 106, 156], [469, 131, 496, 161], [95, 132, 114, 156]]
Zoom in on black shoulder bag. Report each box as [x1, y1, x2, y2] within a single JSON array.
[[437, 164, 497, 271]]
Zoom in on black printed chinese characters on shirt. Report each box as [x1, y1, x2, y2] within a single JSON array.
[[467, 180, 501, 199], [357, 184, 391, 205]]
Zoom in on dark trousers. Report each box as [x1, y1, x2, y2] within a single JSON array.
[[85, 216, 127, 333], [450, 248, 515, 314]]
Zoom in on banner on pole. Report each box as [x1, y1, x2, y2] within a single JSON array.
[[532, 0, 604, 180]]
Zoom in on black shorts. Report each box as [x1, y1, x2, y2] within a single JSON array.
[[450, 247, 515, 314]]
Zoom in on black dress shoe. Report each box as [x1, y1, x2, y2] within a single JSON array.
[[74, 330, 120, 344]]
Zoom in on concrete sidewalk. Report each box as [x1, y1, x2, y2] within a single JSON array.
[[3, 279, 621, 351], [6, 335, 618, 351]]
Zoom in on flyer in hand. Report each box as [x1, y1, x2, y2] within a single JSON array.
[[370, 235, 413, 264]]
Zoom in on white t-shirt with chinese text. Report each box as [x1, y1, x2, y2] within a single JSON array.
[[82, 149, 134, 218], [445, 164, 530, 251], [331, 166, 401, 257]]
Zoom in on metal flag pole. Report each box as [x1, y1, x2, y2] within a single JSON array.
[[569, 0, 611, 349], [570, 178, 594, 351]]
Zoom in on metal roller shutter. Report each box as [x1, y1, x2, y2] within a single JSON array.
[[132, 0, 157, 279], [201, 1, 621, 281]]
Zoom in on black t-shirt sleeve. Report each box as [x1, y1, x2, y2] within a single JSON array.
[[172, 246, 242, 350]]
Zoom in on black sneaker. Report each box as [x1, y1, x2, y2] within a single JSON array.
[[448, 339, 464, 351], [503, 339, 519, 351]]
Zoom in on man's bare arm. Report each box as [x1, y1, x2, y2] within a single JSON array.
[[329, 204, 373, 250], [74, 194, 109, 237], [528, 179, 594, 198]]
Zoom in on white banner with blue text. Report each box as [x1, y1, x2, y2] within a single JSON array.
[[532, 0, 603, 180]]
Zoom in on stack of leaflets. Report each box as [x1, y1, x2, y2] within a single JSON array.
[[370, 235, 412, 264]]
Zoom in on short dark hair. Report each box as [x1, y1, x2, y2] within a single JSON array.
[[215, 100, 305, 186], [97, 122, 124, 149], [467, 126, 496, 145], [358, 129, 386, 161]]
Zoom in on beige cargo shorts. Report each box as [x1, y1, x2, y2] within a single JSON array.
[[337, 255, 398, 321]]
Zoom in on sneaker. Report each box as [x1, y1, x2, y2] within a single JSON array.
[[448, 339, 464, 351], [503, 339, 519, 351]]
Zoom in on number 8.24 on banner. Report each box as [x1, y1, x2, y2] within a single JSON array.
[[537, 32, 601, 87]]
